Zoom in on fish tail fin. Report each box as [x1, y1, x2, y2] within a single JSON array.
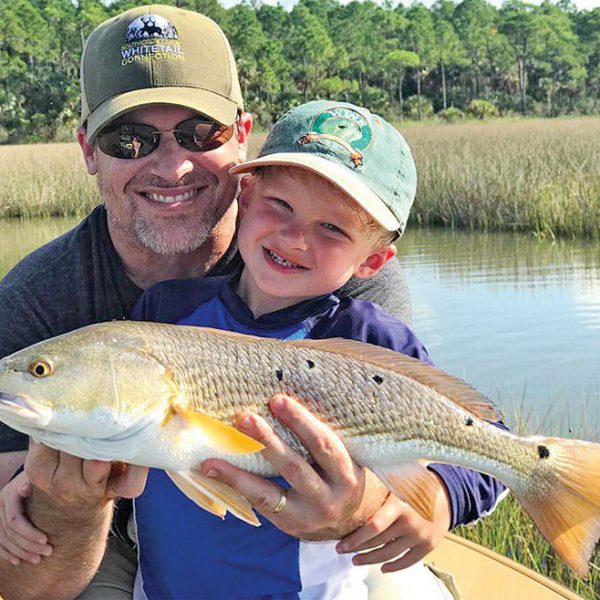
[[515, 436, 600, 578]]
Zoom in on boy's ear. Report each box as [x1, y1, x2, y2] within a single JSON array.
[[353, 244, 397, 279], [238, 176, 255, 217]]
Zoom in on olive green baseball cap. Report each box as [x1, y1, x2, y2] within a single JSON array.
[[81, 4, 243, 141], [230, 101, 417, 235]]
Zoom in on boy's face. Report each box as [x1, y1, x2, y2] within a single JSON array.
[[237, 168, 395, 311]]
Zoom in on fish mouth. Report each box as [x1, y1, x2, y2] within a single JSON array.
[[0, 391, 52, 427]]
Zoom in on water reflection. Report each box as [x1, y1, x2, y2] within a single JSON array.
[[399, 228, 600, 439]]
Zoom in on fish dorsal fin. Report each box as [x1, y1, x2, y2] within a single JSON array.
[[171, 406, 265, 455], [288, 337, 501, 422]]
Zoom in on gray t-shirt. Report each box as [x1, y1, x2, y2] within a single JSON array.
[[0, 205, 412, 452]]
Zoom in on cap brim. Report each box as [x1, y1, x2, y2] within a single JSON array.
[[230, 153, 401, 231], [87, 87, 238, 141]]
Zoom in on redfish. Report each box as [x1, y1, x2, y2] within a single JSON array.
[[0, 321, 598, 577]]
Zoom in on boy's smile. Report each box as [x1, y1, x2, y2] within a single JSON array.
[[236, 167, 395, 318]]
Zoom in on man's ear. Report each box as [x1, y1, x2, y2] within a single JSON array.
[[77, 126, 98, 175], [354, 244, 397, 279], [236, 112, 253, 163]]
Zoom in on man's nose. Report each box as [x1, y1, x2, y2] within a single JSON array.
[[149, 134, 194, 182]]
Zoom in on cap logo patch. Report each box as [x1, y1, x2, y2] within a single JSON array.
[[121, 14, 183, 66], [299, 107, 373, 167]]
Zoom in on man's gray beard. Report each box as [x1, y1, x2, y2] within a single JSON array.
[[130, 214, 212, 255]]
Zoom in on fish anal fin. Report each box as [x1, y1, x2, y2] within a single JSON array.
[[185, 469, 261, 527], [171, 406, 264, 455], [288, 337, 501, 422], [372, 462, 444, 522], [166, 470, 226, 519]]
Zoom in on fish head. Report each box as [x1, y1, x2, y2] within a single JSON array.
[[0, 322, 177, 438]]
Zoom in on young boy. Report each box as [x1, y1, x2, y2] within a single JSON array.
[[1, 101, 503, 599], [129, 101, 504, 599]]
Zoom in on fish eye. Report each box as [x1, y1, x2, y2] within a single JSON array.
[[29, 359, 53, 378]]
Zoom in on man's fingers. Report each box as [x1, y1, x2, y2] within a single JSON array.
[[24, 442, 59, 491], [200, 459, 290, 518], [108, 464, 149, 498], [268, 395, 358, 487], [235, 410, 323, 497]]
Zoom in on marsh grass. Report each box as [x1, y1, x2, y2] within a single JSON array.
[[3, 118, 599, 239], [400, 117, 600, 240]]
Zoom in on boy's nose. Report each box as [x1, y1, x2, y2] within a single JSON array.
[[281, 223, 309, 251]]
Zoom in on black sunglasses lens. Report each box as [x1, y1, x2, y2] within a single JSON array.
[[175, 118, 235, 152], [97, 124, 158, 159]]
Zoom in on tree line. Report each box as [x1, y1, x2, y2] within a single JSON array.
[[2, 0, 600, 143]]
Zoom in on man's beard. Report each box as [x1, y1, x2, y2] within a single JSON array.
[[98, 176, 221, 256]]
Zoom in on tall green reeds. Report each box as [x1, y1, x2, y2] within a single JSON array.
[[401, 117, 600, 240]]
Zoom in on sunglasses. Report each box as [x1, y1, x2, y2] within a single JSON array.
[[95, 117, 236, 159]]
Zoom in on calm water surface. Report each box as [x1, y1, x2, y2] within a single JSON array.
[[2, 218, 599, 437]]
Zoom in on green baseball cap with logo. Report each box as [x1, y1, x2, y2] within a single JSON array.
[[230, 101, 417, 235], [81, 4, 243, 141]]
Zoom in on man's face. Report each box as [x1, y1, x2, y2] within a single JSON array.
[[80, 105, 251, 255]]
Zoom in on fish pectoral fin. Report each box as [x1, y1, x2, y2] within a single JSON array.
[[372, 462, 444, 523], [171, 406, 265, 455], [166, 470, 227, 519], [179, 469, 260, 527]]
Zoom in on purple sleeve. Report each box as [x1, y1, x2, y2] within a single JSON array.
[[313, 298, 507, 528]]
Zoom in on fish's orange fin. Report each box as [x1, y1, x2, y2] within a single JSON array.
[[172, 406, 264, 455], [516, 436, 600, 578], [289, 337, 502, 422], [166, 470, 226, 519], [372, 462, 443, 522], [185, 470, 261, 527]]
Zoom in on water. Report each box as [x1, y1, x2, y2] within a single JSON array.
[[1, 219, 599, 437], [399, 228, 600, 438]]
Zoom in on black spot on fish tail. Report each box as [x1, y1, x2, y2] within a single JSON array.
[[275, 369, 283, 382], [538, 445, 550, 459], [306, 360, 315, 369], [372, 375, 383, 385], [465, 416, 474, 426]]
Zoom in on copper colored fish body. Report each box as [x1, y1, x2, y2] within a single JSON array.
[[0, 321, 598, 577]]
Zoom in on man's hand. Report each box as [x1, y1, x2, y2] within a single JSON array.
[[200, 394, 388, 540], [25, 441, 149, 514], [336, 475, 452, 572]]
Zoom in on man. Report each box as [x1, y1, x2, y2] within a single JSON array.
[[0, 5, 417, 599]]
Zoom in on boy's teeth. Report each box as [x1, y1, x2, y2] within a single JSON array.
[[146, 189, 196, 203], [268, 250, 301, 269]]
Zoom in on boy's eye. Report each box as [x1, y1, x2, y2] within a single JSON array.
[[269, 197, 292, 211], [322, 223, 347, 237]]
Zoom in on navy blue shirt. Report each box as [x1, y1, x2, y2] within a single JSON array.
[[131, 276, 506, 600]]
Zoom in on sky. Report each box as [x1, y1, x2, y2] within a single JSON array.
[[219, 0, 600, 10]]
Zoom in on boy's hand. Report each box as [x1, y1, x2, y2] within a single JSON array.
[[200, 394, 388, 540], [0, 471, 52, 566], [336, 476, 452, 572]]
